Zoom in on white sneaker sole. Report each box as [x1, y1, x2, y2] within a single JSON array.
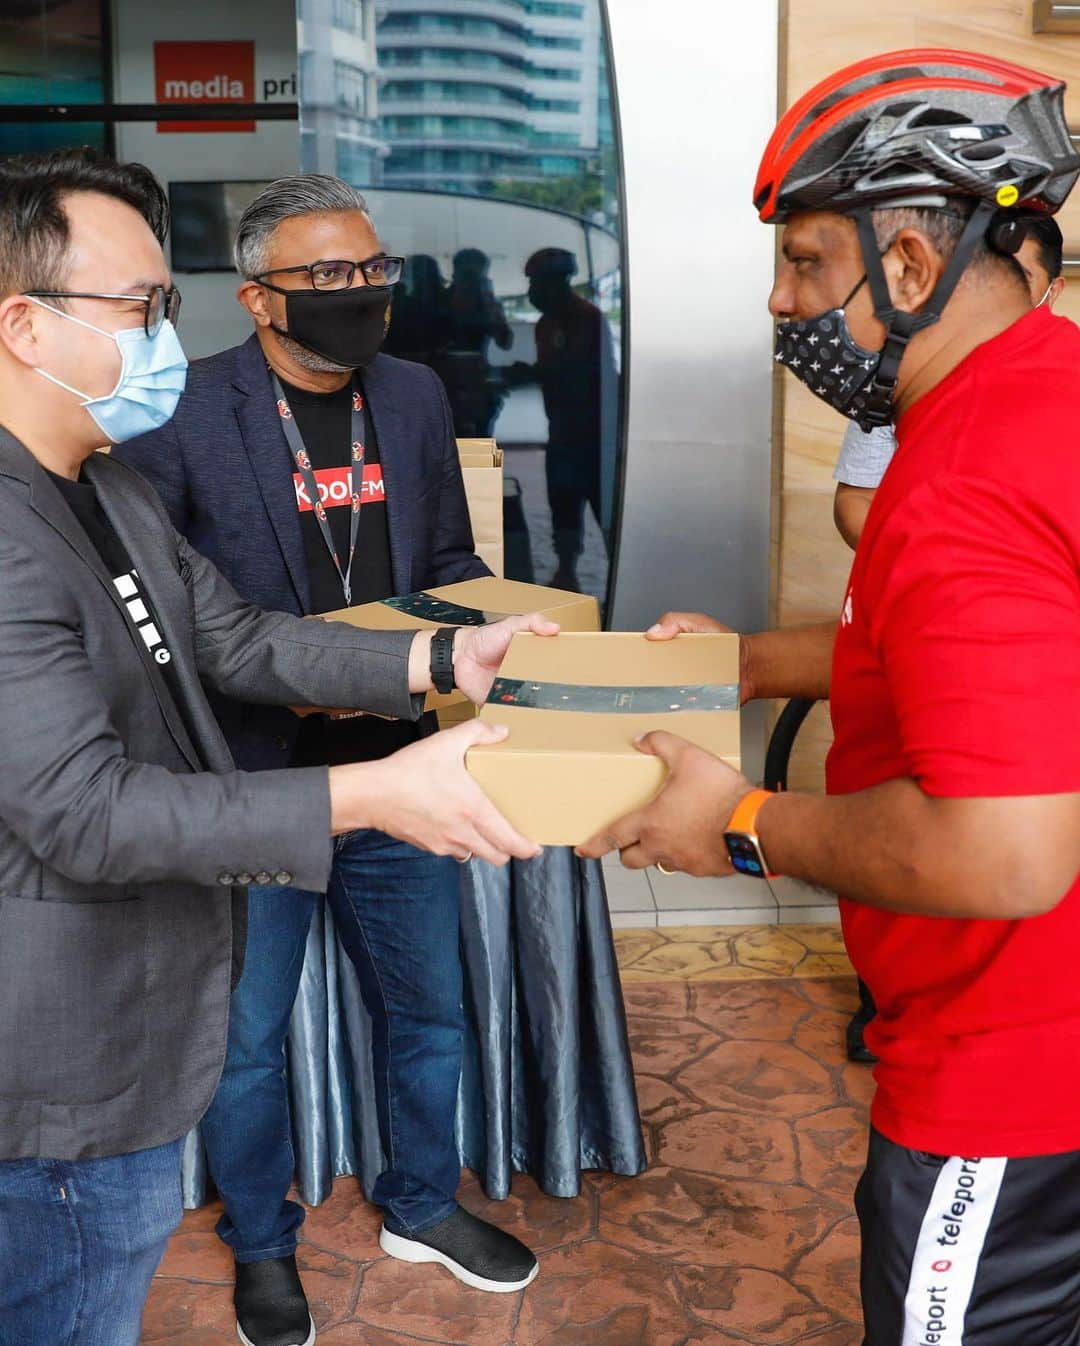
[[236, 1312, 316, 1346], [378, 1225, 539, 1293]]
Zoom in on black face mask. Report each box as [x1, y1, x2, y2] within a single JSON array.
[[271, 284, 392, 369], [773, 276, 883, 427]]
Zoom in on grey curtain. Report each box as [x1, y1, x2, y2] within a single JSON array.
[[181, 851, 646, 1208]]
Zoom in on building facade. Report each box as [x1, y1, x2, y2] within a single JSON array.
[[298, 0, 387, 184], [376, 0, 603, 196]]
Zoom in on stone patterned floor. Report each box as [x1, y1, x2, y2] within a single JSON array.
[[142, 926, 870, 1345]]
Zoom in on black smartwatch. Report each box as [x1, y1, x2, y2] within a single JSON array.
[[429, 627, 458, 695]]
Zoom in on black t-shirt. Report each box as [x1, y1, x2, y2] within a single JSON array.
[[46, 467, 187, 714], [281, 375, 420, 766]]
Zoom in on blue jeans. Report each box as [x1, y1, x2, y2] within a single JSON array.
[[199, 828, 462, 1262], [0, 1139, 182, 1346]]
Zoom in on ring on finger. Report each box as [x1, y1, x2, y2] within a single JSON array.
[[455, 851, 474, 864], [656, 861, 676, 875]]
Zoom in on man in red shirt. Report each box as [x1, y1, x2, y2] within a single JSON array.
[[581, 50, 1080, 1342]]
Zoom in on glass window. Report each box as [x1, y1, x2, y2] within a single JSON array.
[[332, 0, 365, 35], [336, 141, 376, 182], [380, 13, 525, 41], [531, 98, 581, 113], [382, 114, 527, 143], [382, 80, 530, 108], [527, 34, 583, 50], [0, 0, 108, 155], [528, 130, 579, 147], [522, 153, 581, 174], [527, 1, 585, 14], [300, 0, 624, 618], [528, 64, 581, 81], [334, 61, 367, 114], [380, 48, 528, 74]]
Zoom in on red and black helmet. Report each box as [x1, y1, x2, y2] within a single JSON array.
[[754, 49, 1080, 223]]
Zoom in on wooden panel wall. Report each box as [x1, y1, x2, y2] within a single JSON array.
[[773, 0, 1080, 792]]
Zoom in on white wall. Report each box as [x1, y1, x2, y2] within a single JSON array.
[[111, 0, 299, 357], [604, 0, 779, 769]]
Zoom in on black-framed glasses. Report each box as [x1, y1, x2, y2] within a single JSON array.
[[254, 256, 405, 292], [25, 285, 182, 337]]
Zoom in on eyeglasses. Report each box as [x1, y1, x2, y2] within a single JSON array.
[[254, 256, 405, 292], [25, 285, 182, 337]]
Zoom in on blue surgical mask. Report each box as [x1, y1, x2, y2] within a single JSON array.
[[29, 298, 188, 443]]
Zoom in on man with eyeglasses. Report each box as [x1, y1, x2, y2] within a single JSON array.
[[0, 152, 549, 1346], [117, 173, 539, 1346]]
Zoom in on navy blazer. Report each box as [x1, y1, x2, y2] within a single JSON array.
[[117, 333, 490, 770]]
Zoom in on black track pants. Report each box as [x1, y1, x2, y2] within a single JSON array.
[[856, 1127, 1080, 1345]]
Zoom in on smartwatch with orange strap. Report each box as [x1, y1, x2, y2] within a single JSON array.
[[723, 789, 778, 879]]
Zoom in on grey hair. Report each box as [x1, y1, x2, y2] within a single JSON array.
[[233, 174, 372, 278], [870, 201, 1032, 292], [870, 203, 971, 259]]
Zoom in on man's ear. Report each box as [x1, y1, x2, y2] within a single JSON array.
[[1049, 276, 1066, 308], [0, 294, 46, 367], [882, 229, 944, 315], [237, 279, 273, 327]]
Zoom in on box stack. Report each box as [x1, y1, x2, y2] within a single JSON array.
[[456, 438, 503, 578]]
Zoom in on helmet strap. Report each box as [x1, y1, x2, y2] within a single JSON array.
[[851, 199, 995, 422]]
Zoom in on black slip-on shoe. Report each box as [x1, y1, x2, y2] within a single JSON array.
[[379, 1206, 538, 1293], [846, 1011, 879, 1064], [848, 979, 879, 1064], [234, 1253, 315, 1346]]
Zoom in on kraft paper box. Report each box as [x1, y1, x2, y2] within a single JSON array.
[[466, 632, 741, 846], [456, 438, 503, 578], [318, 577, 601, 720]]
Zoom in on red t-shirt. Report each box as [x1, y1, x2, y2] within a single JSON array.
[[828, 305, 1080, 1157]]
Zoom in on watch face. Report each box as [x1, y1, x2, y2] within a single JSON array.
[[724, 832, 766, 877]]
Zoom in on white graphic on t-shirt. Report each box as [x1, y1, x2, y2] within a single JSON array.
[[114, 570, 172, 665], [293, 463, 385, 513], [841, 591, 854, 627]]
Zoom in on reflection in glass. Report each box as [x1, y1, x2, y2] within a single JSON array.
[[508, 246, 616, 591], [0, 0, 108, 155], [298, 0, 622, 613]]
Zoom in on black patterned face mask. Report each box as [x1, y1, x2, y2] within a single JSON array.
[[774, 200, 1000, 432], [773, 276, 891, 430]]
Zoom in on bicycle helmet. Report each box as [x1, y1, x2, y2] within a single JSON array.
[[755, 48, 1080, 222], [756, 50, 1080, 428]]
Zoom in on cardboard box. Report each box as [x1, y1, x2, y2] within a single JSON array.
[[457, 437, 502, 464], [456, 438, 503, 577], [319, 577, 601, 722], [467, 632, 741, 845]]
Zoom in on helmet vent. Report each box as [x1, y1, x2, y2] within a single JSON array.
[[909, 108, 971, 128], [863, 162, 926, 184], [957, 141, 1008, 162]]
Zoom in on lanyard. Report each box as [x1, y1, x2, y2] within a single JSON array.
[[273, 373, 365, 606]]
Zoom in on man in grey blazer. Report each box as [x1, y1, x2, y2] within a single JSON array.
[[0, 150, 548, 1346], [116, 175, 541, 1346]]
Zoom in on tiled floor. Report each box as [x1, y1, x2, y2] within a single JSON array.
[[143, 925, 868, 1346], [602, 851, 840, 930]]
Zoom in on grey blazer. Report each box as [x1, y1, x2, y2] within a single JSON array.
[[0, 429, 421, 1162]]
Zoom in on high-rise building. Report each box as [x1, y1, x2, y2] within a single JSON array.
[[298, 0, 388, 185], [521, 1, 599, 181], [375, 0, 603, 195]]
